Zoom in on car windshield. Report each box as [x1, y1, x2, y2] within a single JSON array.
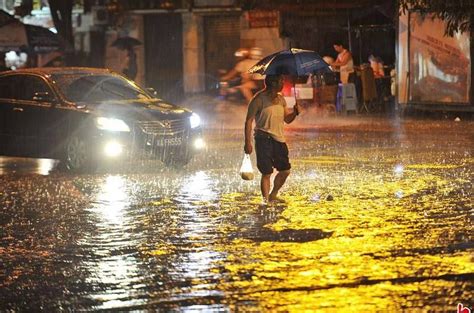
[[51, 73, 152, 103]]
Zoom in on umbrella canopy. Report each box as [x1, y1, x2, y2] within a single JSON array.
[[111, 36, 142, 50], [0, 10, 60, 53], [249, 48, 331, 76]]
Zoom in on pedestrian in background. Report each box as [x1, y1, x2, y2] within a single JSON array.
[[0, 53, 9, 71], [244, 75, 300, 203], [123, 48, 137, 80], [332, 41, 354, 84], [368, 54, 385, 78]]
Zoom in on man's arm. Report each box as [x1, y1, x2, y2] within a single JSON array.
[[332, 51, 351, 67], [284, 102, 300, 124], [244, 116, 254, 154], [244, 98, 258, 154]]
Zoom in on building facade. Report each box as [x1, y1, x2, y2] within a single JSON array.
[[16, 0, 396, 103]]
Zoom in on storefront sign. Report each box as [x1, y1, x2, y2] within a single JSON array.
[[407, 12, 470, 104], [194, 0, 236, 7], [248, 10, 279, 28]]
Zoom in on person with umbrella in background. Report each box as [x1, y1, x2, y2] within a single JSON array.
[[245, 48, 331, 203], [112, 36, 141, 80]]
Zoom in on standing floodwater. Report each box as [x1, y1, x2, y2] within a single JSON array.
[[0, 111, 472, 311]]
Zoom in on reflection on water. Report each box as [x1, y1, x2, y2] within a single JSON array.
[[172, 171, 227, 302], [180, 171, 216, 202], [213, 159, 473, 310], [82, 175, 145, 309], [0, 157, 57, 175], [78, 172, 229, 310], [0, 119, 472, 311], [37, 159, 57, 175], [96, 175, 129, 224]]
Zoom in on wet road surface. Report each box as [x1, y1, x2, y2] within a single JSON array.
[[0, 103, 473, 311]]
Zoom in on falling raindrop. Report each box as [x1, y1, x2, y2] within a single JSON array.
[[310, 194, 320, 202], [395, 190, 404, 198], [394, 164, 404, 178]]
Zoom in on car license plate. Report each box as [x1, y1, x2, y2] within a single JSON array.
[[156, 137, 182, 147]]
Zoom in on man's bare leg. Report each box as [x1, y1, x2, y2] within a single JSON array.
[[269, 170, 290, 201], [261, 174, 272, 202]]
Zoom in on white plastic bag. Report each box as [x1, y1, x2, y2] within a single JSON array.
[[239, 154, 254, 181]]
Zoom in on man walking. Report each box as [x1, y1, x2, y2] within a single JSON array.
[[244, 75, 300, 202]]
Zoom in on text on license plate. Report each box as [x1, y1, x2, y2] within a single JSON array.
[[156, 137, 182, 146]]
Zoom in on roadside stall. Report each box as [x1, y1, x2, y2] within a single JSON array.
[[281, 74, 340, 115]]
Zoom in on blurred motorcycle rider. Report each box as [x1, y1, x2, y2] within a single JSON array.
[[221, 47, 263, 102], [220, 48, 248, 84]]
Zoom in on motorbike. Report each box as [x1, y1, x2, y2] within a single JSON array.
[[218, 77, 263, 103]]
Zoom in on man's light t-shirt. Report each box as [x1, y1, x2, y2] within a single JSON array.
[[246, 91, 287, 143]]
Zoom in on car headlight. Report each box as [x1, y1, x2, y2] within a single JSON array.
[[96, 117, 130, 132], [189, 113, 201, 129], [193, 137, 205, 149]]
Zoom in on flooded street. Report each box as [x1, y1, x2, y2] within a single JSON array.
[[0, 104, 472, 311]]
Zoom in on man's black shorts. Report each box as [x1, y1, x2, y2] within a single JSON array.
[[255, 132, 291, 175]]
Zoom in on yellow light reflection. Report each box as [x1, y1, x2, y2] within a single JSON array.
[[211, 157, 473, 311]]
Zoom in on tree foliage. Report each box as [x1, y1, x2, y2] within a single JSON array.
[[399, 0, 474, 35]]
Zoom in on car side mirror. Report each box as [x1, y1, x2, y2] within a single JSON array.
[[146, 87, 158, 97], [33, 91, 54, 103]]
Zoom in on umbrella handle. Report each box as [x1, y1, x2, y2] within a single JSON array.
[[293, 81, 296, 101], [293, 81, 299, 115], [294, 81, 296, 103]]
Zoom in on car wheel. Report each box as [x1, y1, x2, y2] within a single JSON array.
[[64, 136, 96, 172]]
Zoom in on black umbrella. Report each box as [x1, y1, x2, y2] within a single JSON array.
[[111, 36, 142, 50]]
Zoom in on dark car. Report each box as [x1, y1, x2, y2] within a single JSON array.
[[0, 67, 204, 172]]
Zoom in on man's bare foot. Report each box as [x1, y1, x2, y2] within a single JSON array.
[[269, 194, 285, 203]]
